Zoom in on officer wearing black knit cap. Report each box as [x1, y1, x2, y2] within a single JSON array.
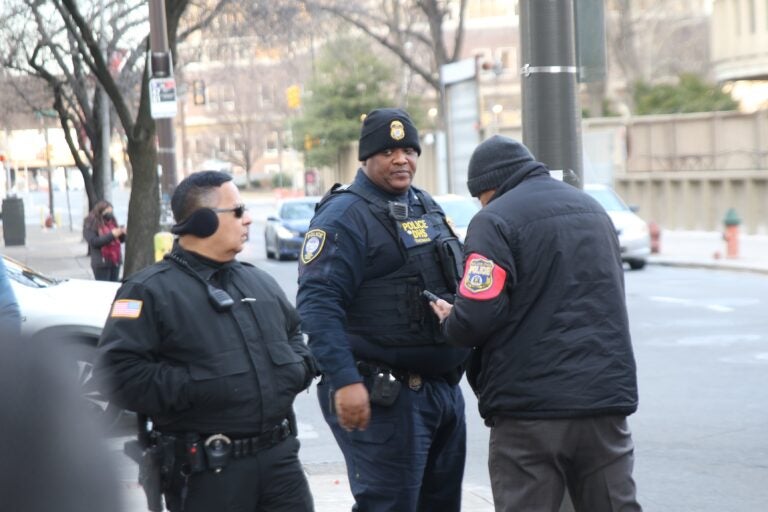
[[297, 108, 470, 512], [357, 107, 422, 161], [430, 135, 642, 512]]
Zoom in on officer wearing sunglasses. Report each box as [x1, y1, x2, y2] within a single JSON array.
[[95, 171, 318, 512]]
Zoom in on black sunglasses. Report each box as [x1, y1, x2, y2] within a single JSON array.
[[212, 204, 247, 218]]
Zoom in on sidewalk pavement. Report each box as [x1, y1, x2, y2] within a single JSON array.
[[2, 223, 767, 512], [4, 224, 767, 279]]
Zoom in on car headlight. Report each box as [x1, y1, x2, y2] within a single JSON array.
[[276, 225, 298, 239], [622, 222, 649, 240]]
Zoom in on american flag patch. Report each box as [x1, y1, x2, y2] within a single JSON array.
[[111, 299, 143, 319]]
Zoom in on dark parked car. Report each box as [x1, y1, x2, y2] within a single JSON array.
[[264, 196, 321, 260]]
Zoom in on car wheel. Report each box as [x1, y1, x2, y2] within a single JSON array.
[[38, 335, 125, 432], [627, 259, 646, 270], [276, 242, 289, 261], [265, 235, 275, 259], [70, 340, 125, 431]]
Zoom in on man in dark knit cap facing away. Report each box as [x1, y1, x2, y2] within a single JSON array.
[[430, 135, 642, 512], [297, 108, 470, 511]]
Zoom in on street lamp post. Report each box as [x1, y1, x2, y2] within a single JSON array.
[[36, 109, 57, 226], [519, 0, 583, 188]]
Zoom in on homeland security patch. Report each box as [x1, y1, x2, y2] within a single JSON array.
[[459, 253, 507, 300], [390, 120, 405, 140], [301, 229, 326, 264]]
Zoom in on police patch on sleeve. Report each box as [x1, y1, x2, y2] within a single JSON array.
[[110, 299, 143, 319], [300, 229, 326, 264], [458, 253, 507, 300]]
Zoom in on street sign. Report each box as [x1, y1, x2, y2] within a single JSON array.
[[149, 77, 178, 119]]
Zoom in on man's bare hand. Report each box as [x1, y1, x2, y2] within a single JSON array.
[[334, 382, 370, 431], [429, 298, 453, 322]]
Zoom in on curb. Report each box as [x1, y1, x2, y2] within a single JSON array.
[[647, 258, 768, 276]]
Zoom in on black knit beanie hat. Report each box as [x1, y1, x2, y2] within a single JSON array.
[[358, 108, 421, 161], [466, 135, 535, 197]]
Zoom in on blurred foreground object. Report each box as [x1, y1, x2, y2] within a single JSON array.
[[0, 335, 123, 512]]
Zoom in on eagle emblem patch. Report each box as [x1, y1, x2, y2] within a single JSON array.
[[390, 120, 405, 141], [459, 253, 507, 300], [301, 229, 326, 264]]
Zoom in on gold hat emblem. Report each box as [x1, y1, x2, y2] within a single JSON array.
[[390, 120, 405, 141]]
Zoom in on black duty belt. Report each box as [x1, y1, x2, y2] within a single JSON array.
[[356, 360, 424, 391], [165, 419, 292, 474]]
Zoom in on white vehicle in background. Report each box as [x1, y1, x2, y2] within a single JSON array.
[[584, 184, 651, 270], [3, 254, 121, 427], [433, 194, 481, 242]]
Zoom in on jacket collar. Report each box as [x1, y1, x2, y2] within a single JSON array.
[[488, 162, 550, 204]]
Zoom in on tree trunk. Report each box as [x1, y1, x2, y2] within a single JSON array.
[[123, 134, 160, 277], [92, 90, 108, 205]]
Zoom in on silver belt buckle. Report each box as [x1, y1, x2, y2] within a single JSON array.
[[408, 374, 423, 391]]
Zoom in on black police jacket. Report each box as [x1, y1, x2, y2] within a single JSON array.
[[94, 247, 316, 434], [297, 170, 470, 391], [442, 163, 639, 423]]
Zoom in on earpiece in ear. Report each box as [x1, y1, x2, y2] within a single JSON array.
[[170, 208, 219, 238]]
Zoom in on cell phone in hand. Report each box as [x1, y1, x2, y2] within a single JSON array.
[[422, 290, 440, 303]]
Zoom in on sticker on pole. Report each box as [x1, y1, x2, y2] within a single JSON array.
[[149, 77, 178, 119]]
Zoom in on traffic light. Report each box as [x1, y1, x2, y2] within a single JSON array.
[[286, 85, 301, 109], [192, 80, 206, 105]]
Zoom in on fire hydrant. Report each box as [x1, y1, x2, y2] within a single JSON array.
[[648, 221, 661, 254], [722, 208, 741, 259]]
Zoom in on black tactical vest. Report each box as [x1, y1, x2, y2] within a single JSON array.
[[327, 183, 464, 347]]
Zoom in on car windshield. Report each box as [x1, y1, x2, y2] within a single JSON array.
[[2, 256, 58, 288], [439, 199, 480, 226], [586, 188, 629, 212], [280, 201, 316, 220]]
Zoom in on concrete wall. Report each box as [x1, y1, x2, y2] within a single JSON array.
[[614, 110, 768, 234]]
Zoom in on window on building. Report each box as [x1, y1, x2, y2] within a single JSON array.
[[265, 131, 279, 155], [261, 84, 275, 106]]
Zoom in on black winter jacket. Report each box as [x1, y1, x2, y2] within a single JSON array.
[[95, 247, 316, 434], [442, 163, 638, 423]]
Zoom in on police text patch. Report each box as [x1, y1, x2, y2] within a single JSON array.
[[111, 299, 143, 319], [301, 229, 326, 264], [397, 217, 437, 247], [459, 253, 507, 300]]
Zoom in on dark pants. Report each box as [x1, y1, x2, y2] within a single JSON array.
[[92, 264, 120, 282], [488, 416, 642, 512], [164, 436, 313, 512], [318, 377, 466, 512]]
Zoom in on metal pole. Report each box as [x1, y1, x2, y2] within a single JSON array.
[[148, 0, 177, 206], [42, 123, 54, 224], [519, 0, 583, 188]]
